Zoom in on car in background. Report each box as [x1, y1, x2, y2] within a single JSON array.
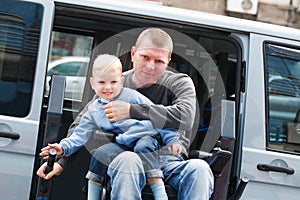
[[45, 56, 90, 101]]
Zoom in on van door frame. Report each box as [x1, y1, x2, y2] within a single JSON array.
[[32, 2, 243, 199]]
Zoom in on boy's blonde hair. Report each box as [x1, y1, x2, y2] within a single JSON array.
[[92, 54, 122, 76], [135, 28, 173, 56]]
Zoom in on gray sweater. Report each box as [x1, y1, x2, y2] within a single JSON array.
[[123, 69, 196, 155]]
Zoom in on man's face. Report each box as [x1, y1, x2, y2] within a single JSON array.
[[131, 45, 170, 88]]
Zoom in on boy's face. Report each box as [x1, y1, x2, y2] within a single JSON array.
[[90, 63, 124, 100]]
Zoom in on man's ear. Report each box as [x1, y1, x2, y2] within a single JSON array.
[[131, 47, 136, 62], [90, 77, 95, 89]]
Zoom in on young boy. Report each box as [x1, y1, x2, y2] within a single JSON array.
[[40, 54, 182, 200]]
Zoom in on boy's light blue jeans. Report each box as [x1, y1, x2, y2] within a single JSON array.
[[86, 134, 163, 185], [87, 147, 214, 200]]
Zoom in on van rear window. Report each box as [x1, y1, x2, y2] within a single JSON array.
[[265, 43, 300, 153]]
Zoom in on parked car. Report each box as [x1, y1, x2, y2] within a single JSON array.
[[45, 56, 89, 101]]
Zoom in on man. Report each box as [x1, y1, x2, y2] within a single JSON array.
[[37, 28, 214, 200]]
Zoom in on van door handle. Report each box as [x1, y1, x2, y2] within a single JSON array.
[[0, 131, 20, 140], [257, 163, 294, 175]]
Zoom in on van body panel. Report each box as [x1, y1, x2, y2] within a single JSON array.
[[242, 147, 300, 199], [0, 0, 54, 199], [243, 33, 267, 150], [0, 152, 34, 200], [242, 181, 300, 200], [241, 33, 300, 199], [29, 0, 55, 120], [0, 117, 39, 155]]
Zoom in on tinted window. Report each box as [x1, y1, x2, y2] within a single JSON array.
[[265, 44, 300, 153], [0, 0, 43, 117]]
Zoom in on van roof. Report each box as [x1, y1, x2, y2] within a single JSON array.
[[53, 0, 300, 41]]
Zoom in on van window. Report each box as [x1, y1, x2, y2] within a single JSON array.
[[0, 0, 43, 117], [45, 31, 93, 102], [265, 43, 300, 153]]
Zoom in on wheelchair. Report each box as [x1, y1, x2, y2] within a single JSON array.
[[81, 129, 233, 200]]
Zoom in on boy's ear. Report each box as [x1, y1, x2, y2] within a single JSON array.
[[121, 76, 125, 86], [90, 77, 95, 89]]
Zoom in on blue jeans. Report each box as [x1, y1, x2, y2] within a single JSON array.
[[87, 150, 214, 200], [134, 135, 163, 178], [86, 135, 163, 184]]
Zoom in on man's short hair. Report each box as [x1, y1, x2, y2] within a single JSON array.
[[135, 28, 173, 56]]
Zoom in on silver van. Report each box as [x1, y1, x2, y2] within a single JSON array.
[[1, 0, 300, 199]]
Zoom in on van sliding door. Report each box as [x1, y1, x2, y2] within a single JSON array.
[[0, 0, 53, 199]]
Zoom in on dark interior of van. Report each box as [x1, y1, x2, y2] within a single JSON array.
[[31, 3, 242, 200]]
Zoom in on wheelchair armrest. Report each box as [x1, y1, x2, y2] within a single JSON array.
[[188, 147, 232, 177], [188, 150, 212, 160]]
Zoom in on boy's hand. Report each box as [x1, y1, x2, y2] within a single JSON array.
[[168, 143, 182, 156], [39, 143, 63, 159]]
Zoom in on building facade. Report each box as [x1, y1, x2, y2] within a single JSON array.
[[148, 0, 300, 29]]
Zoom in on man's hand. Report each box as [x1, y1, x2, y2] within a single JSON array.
[[168, 143, 182, 156], [36, 162, 63, 180], [103, 100, 131, 122]]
